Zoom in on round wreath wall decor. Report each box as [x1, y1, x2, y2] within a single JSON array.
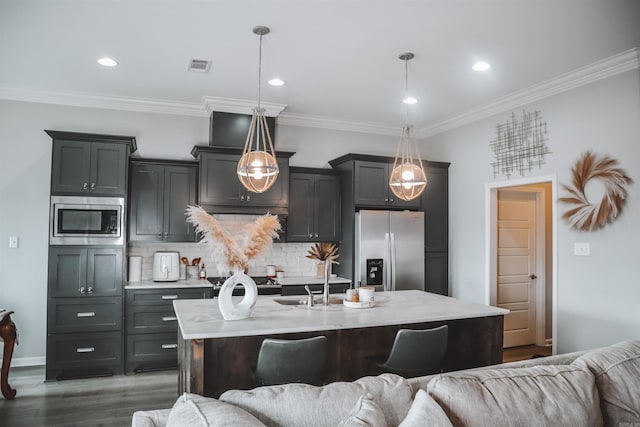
[[559, 151, 633, 232]]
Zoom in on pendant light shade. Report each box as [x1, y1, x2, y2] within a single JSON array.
[[237, 26, 279, 193], [389, 53, 427, 201]]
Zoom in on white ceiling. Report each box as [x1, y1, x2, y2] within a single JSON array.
[[1, 0, 639, 135]]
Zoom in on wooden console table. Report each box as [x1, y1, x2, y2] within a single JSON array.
[[0, 309, 17, 400]]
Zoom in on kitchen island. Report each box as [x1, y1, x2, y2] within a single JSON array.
[[174, 290, 508, 397]]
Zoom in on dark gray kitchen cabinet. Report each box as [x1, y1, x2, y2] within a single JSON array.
[[48, 247, 123, 297], [48, 297, 122, 334], [287, 168, 341, 242], [191, 146, 294, 215], [125, 287, 213, 373], [129, 160, 197, 242], [46, 331, 122, 380], [46, 131, 136, 196], [354, 160, 420, 209], [425, 252, 448, 296]]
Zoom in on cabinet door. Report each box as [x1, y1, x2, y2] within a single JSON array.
[[315, 174, 341, 242], [48, 247, 87, 297], [287, 173, 315, 241], [50, 140, 91, 194], [199, 152, 243, 206], [425, 252, 448, 295], [90, 142, 128, 195], [164, 165, 197, 242], [422, 167, 449, 252], [246, 156, 289, 208], [353, 161, 389, 207], [129, 164, 164, 241], [87, 248, 122, 297]]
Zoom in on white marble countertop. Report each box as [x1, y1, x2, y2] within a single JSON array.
[[277, 276, 351, 286], [174, 290, 509, 340], [125, 279, 213, 289]]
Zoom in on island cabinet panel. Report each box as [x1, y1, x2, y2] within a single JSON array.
[[125, 287, 212, 373], [49, 137, 132, 196], [186, 316, 503, 398], [287, 169, 341, 242], [193, 146, 294, 215], [129, 160, 197, 242]]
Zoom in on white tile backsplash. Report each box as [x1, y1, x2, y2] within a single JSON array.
[[127, 241, 327, 281]]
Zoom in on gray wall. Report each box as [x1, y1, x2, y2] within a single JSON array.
[[425, 69, 640, 354], [0, 99, 400, 364]]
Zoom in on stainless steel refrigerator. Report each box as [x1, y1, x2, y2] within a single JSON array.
[[354, 210, 425, 291]]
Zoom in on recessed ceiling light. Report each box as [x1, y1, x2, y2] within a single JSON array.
[[98, 57, 118, 67], [472, 61, 491, 71], [268, 78, 285, 86], [403, 96, 417, 105]]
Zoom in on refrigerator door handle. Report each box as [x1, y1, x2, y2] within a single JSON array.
[[390, 233, 397, 291], [384, 233, 391, 292]]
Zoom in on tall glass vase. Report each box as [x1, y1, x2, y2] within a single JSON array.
[[323, 260, 331, 306]]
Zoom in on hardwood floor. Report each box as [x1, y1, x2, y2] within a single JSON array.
[[0, 367, 177, 427], [502, 344, 552, 363]]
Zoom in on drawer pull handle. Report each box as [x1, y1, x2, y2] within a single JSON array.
[[161, 295, 178, 300], [76, 347, 95, 353], [77, 312, 96, 318], [162, 344, 178, 349], [162, 316, 177, 322]]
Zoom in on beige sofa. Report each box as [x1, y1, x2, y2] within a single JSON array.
[[132, 339, 640, 427]]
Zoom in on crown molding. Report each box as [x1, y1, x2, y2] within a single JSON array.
[[201, 96, 286, 117], [277, 113, 400, 137], [420, 47, 640, 138]]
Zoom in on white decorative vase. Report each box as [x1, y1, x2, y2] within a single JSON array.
[[217, 272, 258, 320]]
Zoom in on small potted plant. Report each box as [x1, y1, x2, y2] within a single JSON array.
[[306, 243, 339, 306]]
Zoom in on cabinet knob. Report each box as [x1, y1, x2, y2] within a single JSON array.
[[79, 287, 86, 294], [163, 231, 168, 238], [384, 198, 388, 202], [83, 183, 88, 190], [309, 233, 313, 238], [240, 195, 245, 201], [87, 287, 93, 294], [389, 198, 394, 203], [90, 183, 96, 191], [246, 195, 251, 202], [315, 233, 319, 238]]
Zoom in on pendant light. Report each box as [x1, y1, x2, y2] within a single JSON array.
[[389, 52, 427, 201], [237, 26, 279, 193]]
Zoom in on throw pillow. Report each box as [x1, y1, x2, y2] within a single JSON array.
[[572, 339, 640, 427], [427, 365, 603, 427], [337, 394, 387, 427], [398, 389, 453, 427], [166, 393, 266, 427]]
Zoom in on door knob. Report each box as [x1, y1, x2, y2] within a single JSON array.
[[529, 274, 538, 280]]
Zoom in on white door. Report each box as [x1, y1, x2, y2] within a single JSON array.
[[497, 191, 537, 348]]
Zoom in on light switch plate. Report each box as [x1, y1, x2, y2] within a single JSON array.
[[574, 242, 590, 256], [9, 236, 18, 249]]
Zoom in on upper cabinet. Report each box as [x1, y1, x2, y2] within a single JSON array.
[[191, 146, 293, 215], [329, 155, 421, 210], [46, 130, 137, 196], [421, 165, 449, 253], [287, 168, 341, 242], [128, 160, 198, 242]]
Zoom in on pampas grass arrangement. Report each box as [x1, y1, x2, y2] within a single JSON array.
[[185, 206, 281, 276]]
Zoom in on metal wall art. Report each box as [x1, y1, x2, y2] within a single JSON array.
[[559, 151, 633, 232], [490, 110, 551, 178]]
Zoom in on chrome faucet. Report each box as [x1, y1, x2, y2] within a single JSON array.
[[304, 285, 314, 307]]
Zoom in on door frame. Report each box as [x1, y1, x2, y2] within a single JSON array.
[[485, 174, 557, 354]]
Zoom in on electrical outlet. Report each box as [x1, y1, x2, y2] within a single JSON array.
[[574, 242, 590, 256], [9, 236, 18, 249]]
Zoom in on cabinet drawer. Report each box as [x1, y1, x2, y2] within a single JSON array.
[[48, 297, 121, 333], [126, 305, 178, 334], [126, 333, 179, 372], [46, 331, 122, 379], [126, 288, 212, 306]]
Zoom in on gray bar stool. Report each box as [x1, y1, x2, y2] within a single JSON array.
[[369, 325, 448, 378], [253, 336, 327, 386]]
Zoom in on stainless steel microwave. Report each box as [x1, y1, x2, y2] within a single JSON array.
[[50, 196, 124, 245]]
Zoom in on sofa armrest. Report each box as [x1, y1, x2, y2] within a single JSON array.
[[131, 409, 171, 427]]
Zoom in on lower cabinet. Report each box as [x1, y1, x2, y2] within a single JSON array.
[[125, 287, 212, 373], [46, 331, 122, 380]]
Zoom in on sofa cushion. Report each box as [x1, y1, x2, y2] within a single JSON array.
[[219, 374, 413, 427], [427, 365, 603, 427], [398, 389, 453, 427], [572, 339, 640, 427], [166, 393, 266, 427], [337, 394, 387, 427]]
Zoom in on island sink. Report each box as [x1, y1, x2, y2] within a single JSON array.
[[273, 297, 343, 306]]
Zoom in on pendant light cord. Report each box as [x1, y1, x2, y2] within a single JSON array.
[[404, 58, 409, 125], [257, 33, 263, 110]]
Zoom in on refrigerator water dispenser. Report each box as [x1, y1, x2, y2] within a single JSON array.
[[366, 259, 383, 286]]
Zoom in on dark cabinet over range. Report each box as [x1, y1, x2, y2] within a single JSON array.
[[287, 167, 341, 242], [191, 145, 294, 216], [128, 159, 198, 243], [47, 130, 136, 197]]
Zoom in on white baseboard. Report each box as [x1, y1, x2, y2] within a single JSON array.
[[0, 356, 46, 367]]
